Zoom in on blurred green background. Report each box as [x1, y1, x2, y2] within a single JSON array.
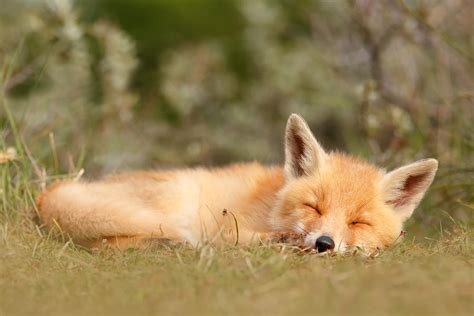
[[0, 0, 472, 232]]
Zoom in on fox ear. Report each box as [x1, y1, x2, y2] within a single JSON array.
[[284, 114, 327, 179], [380, 159, 438, 221]]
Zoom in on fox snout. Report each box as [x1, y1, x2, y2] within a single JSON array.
[[315, 235, 335, 253]]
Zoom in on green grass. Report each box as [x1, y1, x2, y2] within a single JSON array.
[[0, 222, 472, 316]]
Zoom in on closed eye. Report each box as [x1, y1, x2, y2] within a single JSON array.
[[350, 221, 371, 227], [303, 203, 322, 215]]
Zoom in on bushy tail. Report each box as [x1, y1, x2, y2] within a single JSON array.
[[37, 181, 165, 244]]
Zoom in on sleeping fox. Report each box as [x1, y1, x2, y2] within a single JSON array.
[[37, 114, 438, 253]]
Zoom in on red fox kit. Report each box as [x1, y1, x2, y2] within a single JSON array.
[[37, 114, 438, 253]]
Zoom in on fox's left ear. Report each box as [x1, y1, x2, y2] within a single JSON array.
[[380, 159, 438, 221]]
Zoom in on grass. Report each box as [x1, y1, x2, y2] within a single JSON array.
[[0, 222, 472, 316]]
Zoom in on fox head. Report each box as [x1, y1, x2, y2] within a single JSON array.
[[272, 114, 438, 254]]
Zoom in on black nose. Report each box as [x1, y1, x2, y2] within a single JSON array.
[[315, 236, 335, 253]]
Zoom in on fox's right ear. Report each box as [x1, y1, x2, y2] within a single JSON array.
[[284, 114, 327, 179]]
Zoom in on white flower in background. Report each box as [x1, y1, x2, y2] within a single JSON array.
[[47, 0, 82, 41], [0, 148, 17, 164], [93, 21, 138, 122]]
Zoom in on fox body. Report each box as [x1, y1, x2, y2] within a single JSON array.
[[37, 114, 438, 253]]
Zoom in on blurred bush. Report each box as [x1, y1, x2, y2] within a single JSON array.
[[0, 0, 472, 231]]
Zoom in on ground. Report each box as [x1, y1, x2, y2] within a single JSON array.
[[0, 222, 472, 316]]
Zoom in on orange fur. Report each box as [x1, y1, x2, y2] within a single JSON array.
[[37, 114, 438, 253], [273, 153, 402, 251]]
